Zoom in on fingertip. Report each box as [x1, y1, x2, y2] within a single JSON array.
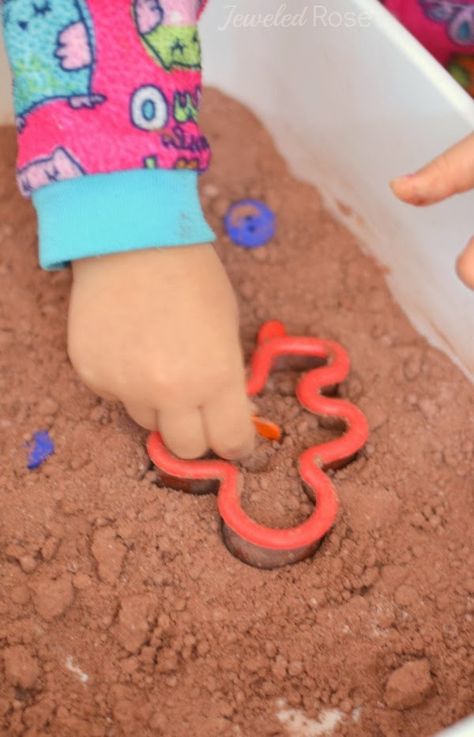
[[213, 428, 255, 461], [456, 238, 474, 290], [390, 174, 413, 192], [390, 174, 427, 206], [159, 408, 209, 460], [169, 440, 209, 460], [209, 412, 255, 461], [202, 381, 255, 461]]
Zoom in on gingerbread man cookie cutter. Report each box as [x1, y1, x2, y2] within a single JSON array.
[[147, 321, 369, 569]]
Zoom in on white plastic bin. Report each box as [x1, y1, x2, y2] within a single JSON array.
[[200, 0, 474, 380], [434, 716, 474, 737]]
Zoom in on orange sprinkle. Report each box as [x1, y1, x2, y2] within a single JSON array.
[[252, 415, 282, 442]]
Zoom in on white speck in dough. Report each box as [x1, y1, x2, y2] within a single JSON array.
[[276, 700, 343, 737], [65, 656, 89, 684]]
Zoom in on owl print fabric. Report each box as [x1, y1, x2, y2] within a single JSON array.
[[384, 0, 474, 94], [1, 0, 211, 196]]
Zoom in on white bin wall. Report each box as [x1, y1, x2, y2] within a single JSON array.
[[200, 0, 474, 379]]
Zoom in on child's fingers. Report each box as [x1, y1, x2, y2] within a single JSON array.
[[124, 403, 159, 431], [390, 133, 474, 206], [158, 407, 208, 460], [202, 385, 255, 461], [456, 236, 474, 290]]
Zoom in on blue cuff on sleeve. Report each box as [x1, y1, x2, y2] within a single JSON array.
[[32, 169, 216, 270]]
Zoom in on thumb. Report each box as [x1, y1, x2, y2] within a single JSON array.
[[390, 132, 474, 206]]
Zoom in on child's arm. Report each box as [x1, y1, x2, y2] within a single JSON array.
[[2, 0, 213, 267], [1, 0, 254, 459]]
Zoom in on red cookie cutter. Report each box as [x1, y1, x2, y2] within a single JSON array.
[[147, 321, 369, 569]]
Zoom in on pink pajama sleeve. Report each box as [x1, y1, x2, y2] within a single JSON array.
[[1, 0, 215, 268]]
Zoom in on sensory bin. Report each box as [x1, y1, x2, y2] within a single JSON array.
[[0, 90, 473, 737]]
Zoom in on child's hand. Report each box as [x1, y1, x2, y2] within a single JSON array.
[[69, 246, 255, 460], [391, 132, 474, 289]]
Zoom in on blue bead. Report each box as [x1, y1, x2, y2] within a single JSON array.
[[27, 430, 55, 470], [224, 199, 276, 248]]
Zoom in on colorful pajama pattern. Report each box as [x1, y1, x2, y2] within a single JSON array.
[[1, 0, 211, 196], [384, 0, 474, 93]]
